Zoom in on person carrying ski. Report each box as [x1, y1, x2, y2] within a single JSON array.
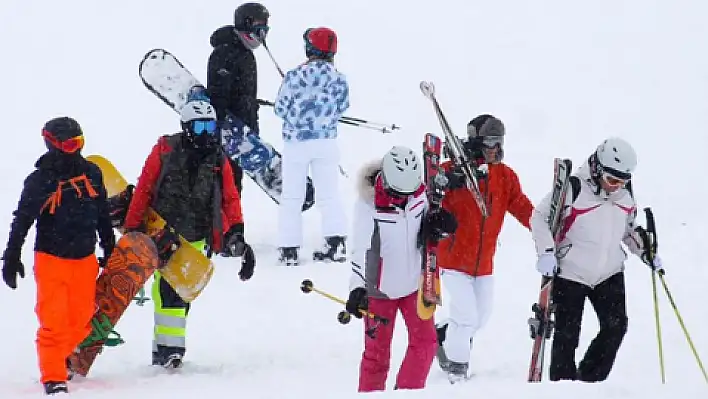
[[346, 146, 458, 392], [1, 117, 115, 395], [530, 137, 663, 382], [435, 114, 534, 382], [273, 26, 349, 266], [121, 100, 255, 368], [206, 2, 270, 194]]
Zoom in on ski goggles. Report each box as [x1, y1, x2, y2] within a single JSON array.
[[250, 24, 270, 40], [42, 130, 85, 153], [602, 172, 628, 187], [479, 135, 504, 149], [190, 120, 217, 136]]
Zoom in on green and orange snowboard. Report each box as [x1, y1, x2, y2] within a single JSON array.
[[68, 232, 159, 377]]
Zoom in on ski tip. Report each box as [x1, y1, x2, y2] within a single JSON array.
[[419, 81, 435, 97]]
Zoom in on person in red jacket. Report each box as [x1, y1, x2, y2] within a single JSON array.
[[435, 114, 534, 382], [121, 100, 254, 368]]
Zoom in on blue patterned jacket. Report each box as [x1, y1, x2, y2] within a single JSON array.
[[274, 60, 350, 142]]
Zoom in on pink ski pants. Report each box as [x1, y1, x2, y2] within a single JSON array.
[[358, 291, 437, 392]]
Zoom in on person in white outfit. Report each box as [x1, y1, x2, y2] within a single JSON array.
[[346, 146, 457, 392], [273, 27, 350, 266], [531, 137, 664, 382]]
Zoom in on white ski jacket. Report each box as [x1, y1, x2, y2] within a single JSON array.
[[530, 162, 645, 287], [349, 161, 428, 299]]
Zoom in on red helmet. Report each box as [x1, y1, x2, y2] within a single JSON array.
[[304, 27, 337, 59]]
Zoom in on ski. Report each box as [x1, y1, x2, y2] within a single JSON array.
[[419, 81, 489, 218], [527, 157, 573, 382], [417, 133, 446, 320]]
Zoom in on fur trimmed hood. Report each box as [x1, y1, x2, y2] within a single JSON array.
[[356, 159, 383, 203]]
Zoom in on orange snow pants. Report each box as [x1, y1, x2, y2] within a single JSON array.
[[34, 251, 98, 383]]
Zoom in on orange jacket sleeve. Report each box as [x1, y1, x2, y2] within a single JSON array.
[[220, 155, 244, 231], [123, 138, 167, 229], [504, 166, 533, 230]]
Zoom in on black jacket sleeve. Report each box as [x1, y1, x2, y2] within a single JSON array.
[[207, 45, 260, 132], [93, 170, 115, 254], [4, 172, 46, 257]]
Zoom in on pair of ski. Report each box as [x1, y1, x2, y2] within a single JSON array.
[[416, 81, 490, 321]]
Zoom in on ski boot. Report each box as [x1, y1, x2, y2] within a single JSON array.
[[152, 346, 185, 369], [278, 247, 299, 266], [312, 236, 346, 262], [446, 361, 469, 384], [44, 381, 68, 395]]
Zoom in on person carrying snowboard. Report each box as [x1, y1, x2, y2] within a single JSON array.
[[206, 2, 270, 194], [530, 137, 663, 382], [121, 100, 255, 368], [435, 114, 534, 382], [346, 146, 458, 392], [273, 26, 350, 266], [1, 117, 115, 395]]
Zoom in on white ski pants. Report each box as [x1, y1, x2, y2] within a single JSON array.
[[278, 138, 346, 248], [441, 270, 494, 364]]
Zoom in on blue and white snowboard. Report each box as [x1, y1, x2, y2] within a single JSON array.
[[139, 48, 315, 212]]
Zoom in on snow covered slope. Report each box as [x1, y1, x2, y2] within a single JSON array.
[[1, 0, 707, 397]]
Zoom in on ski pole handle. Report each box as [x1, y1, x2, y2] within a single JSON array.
[[300, 279, 389, 324]]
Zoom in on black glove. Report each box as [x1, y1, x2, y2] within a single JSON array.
[[153, 225, 181, 262], [98, 238, 115, 268], [444, 167, 466, 190], [345, 287, 368, 318], [423, 208, 458, 243], [221, 224, 245, 257], [2, 250, 25, 289], [238, 243, 256, 281], [108, 184, 134, 228]]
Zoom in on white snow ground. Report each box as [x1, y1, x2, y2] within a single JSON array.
[[1, 0, 708, 397]]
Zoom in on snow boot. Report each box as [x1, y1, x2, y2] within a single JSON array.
[[278, 247, 299, 266], [43, 381, 68, 395], [446, 361, 469, 383], [312, 236, 346, 262]]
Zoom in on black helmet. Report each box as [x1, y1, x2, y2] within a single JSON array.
[[234, 3, 270, 32], [464, 114, 505, 163], [42, 117, 84, 154]]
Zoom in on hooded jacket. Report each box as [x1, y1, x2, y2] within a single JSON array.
[[530, 162, 644, 287], [3, 151, 114, 260], [349, 161, 428, 300], [207, 25, 259, 131]]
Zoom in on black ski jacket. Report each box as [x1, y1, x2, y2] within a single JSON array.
[[3, 152, 115, 260], [207, 25, 260, 132]]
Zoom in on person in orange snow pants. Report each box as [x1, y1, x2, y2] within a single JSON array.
[[34, 252, 99, 382], [1, 117, 115, 395]]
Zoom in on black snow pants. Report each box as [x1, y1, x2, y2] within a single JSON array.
[[550, 272, 628, 382]]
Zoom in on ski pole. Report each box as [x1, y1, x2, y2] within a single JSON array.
[[641, 208, 666, 383], [651, 271, 666, 383], [262, 41, 286, 78], [257, 99, 400, 134], [658, 274, 708, 383], [300, 279, 390, 327]]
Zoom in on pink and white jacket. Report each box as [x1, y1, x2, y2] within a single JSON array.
[[530, 162, 645, 287], [349, 161, 428, 300]]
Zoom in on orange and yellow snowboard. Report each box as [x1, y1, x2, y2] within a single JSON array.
[[87, 154, 215, 302]]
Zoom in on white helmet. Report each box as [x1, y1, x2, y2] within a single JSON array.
[[595, 137, 637, 179], [180, 100, 216, 123], [381, 146, 422, 195]]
